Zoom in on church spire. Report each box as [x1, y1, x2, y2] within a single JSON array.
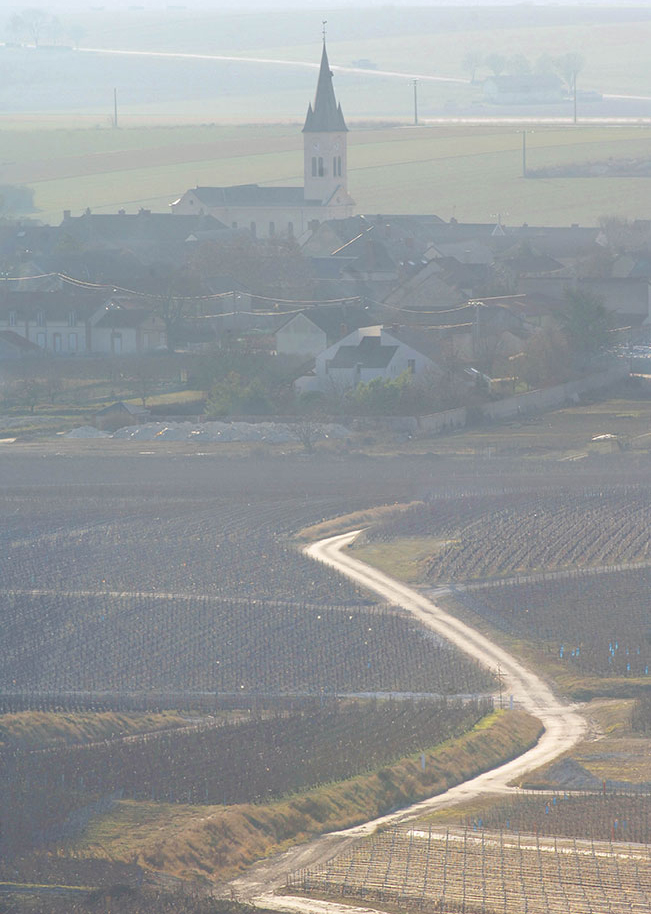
[[303, 40, 347, 133]]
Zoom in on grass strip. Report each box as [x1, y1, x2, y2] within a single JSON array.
[[79, 710, 541, 882]]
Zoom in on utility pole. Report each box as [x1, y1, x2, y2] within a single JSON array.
[[113, 87, 118, 129], [573, 71, 577, 125], [411, 78, 418, 126]]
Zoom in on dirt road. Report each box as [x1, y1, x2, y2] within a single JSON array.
[[224, 531, 586, 909]]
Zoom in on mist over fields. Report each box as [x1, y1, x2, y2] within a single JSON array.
[[3, 5, 651, 120]]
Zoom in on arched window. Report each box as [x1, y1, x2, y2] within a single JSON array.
[[332, 156, 337, 177], [337, 156, 342, 176], [312, 157, 317, 177], [318, 156, 324, 177]]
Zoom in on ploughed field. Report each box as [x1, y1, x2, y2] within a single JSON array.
[[359, 486, 651, 681]]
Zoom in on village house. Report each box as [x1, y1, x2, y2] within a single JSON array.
[[0, 290, 166, 356], [275, 304, 370, 359], [295, 324, 440, 393]]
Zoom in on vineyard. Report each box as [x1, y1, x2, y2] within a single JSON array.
[[0, 699, 491, 856], [288, 823, 651, 914], [0, 480, 496, 698], [450, 568, 651, 679], [361, 487, 651, 581], [3, 452, 651, 900], [0, 592, 493, 696], [452, 794, 651, 845]]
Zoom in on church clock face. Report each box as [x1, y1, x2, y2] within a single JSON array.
[[312, 142, 321, 152]]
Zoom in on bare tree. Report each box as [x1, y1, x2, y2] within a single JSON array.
[[9, 8, 51, 46], [553, 51, 585, 94], [462, 50, 483, 84], [485, 53, 507, 77], [287, 418, 323, 454]]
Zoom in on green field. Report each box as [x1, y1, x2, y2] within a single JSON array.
[[5, 121, 651, 227]]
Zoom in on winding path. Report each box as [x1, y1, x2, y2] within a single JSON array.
[[225, 531, 587, 910]]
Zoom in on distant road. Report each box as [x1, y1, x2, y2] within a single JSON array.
[[77, 46, 467, 85], [76, 46, 651, 121]]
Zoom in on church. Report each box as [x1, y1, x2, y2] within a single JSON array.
[[170, 41, 355, 239]]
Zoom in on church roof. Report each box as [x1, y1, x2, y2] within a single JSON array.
[[190, 185, 319, 207], [303, 42, 348, 134]]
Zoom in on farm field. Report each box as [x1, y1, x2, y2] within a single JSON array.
[[4, 5, 651, 119], [1, 448, 650, 897], [287, 822, 651, 914], [352, 485, 651, 696], [4, 122, 651, 226]]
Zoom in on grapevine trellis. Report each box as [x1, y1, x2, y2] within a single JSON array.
[[289, 824, 651, 914], [0, 699, 491, 856]]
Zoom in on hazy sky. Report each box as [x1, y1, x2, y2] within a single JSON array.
[[9, 0, 651, 9]]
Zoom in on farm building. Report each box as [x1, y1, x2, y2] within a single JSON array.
[[483, 74, 564, 105]]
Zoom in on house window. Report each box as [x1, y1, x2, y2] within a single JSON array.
[[68, 310, 76, 327], [311, 157, 317, 177], [408, 358, 416, 374], [37, 310, 45, 327], [53, 332, 62, 352], [250, 221, 256, 238], [8, 310, 16, 327], [333, 156, 342, 177], [337, 156, 342, 176], [318, 156, 324, 177], [269, 221, 275, 236], [68, 333, 77, 352]]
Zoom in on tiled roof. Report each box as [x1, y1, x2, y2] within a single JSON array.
[[329, 335, 398, 369], [191, 185, 310, 208], [94, 307, 156, 329]]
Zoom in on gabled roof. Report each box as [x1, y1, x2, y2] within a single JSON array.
[[276, 304, 369, 340], [59, 211, 227, 244], [303, 42, 348, 134], [189, 185, 313, 208], [0, 290, 104, 320], [95, 400, 148, 416], [0, 330, 43, 353], [329, 335, 398, 369], [93, 307, 159, 329]]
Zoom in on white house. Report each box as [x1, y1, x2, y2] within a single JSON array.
[[89, 300, 167, 355], [296, 325, 439, 393], [0, 291, 166, 356], [275, 305, 369, 359], [171, 41, 355, 238]]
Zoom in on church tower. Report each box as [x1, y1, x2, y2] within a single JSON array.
[[303, 41, 350, 205]]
